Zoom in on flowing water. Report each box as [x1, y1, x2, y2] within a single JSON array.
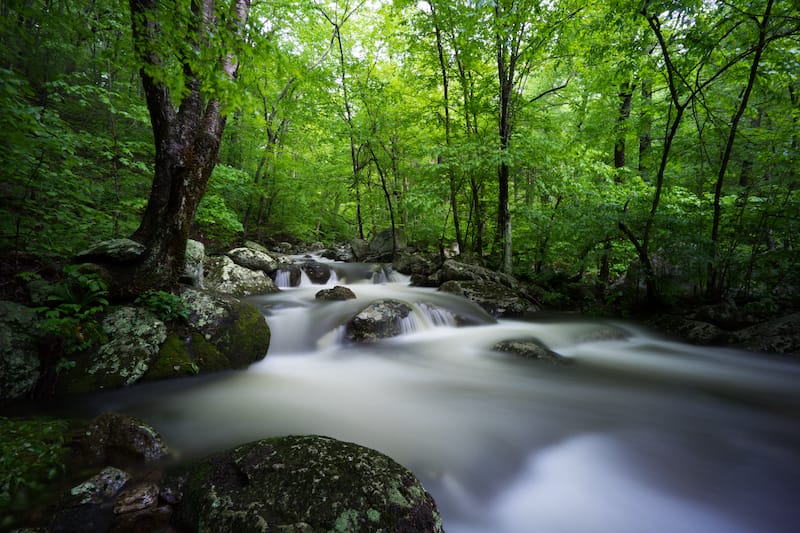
[[82, 260, 800, 533]]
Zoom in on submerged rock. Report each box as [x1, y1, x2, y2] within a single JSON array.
[[493, 337, 568, 364], [169, 435, 443, 533], [344, 299, 414, 342], [0, 300, 40, 400]]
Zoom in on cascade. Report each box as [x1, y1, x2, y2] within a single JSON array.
[[77, 259, 800, 533]]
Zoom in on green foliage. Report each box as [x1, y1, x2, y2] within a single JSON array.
[[0, 417, 71, 524], [134, 290, 190, 322], [196, 194, 244, 244], [35, 266, 110, 354]]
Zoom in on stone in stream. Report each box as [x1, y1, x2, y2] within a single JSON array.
[[344, 299, 414, 342], [168, 435, 444, 533], [316, 285, 357, 301]]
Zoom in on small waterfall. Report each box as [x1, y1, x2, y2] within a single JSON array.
[[418, 302, 457, 327], [275, 269, 292, 288], [328, 269, 339, 284], [298, 270, 313, 286]]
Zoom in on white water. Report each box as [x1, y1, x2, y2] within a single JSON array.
[[86, 265, 800, 533]]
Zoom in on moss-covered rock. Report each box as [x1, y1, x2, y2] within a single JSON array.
[[178, 287, 270, 369], [75, 412, 170, 466], [169, 435, 443, 533], [204, 255, 278, 297], [144, 333, 230, 380], [0, 301, 40, 400]]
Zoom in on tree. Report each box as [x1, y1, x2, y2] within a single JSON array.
[[124, 0, 251, 293]]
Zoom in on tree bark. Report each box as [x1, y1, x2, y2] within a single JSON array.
[[124, 0, 250, 294]]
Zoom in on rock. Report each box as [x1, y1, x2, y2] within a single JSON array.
[[110, 504, 172, 533], [651, 316, 728, 345], [392, 253, 438, 277], [303, 260, 333, 284], [182, 239, 205, 288], [76, 412, 170, 465], [204, 255, 278, 297], [169, 435, 443, 533], [243, 240, 271, 254], [113, 482, 160, 514], [227, 247, 278, 273], [368, 228, 408, 260], [69, 467, 131, 505], [439, 280, 535, 318], [176, 287, 270, 369], [51, 467, 131, 533], [75, 239, 145, 263], [316, 286, 357, 301], [350, 238, 370, 261], [493, 337, 568, 364], [344, 299, 414, 342], [321, 245, 354, 262], [730, 312, 800, 356], [0, 301, 40, 400], [58, 307, 166, 394], [439, 260, 517, 290]]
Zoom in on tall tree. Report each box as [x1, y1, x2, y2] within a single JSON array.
[[124, 0, 251, 293]]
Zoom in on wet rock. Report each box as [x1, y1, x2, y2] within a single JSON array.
[[51, 467, 131, 533], [113, 482, 159, 514], [177, 287, 270, 369], [75, 239, 145, 263], [243, 240, 272, 254], [439, 260, 518, 290], [182, 239, 205, 288], [344, 299, 414, 342], [350, 238, 370, 261], [316, 286, 357, 301], [76, 412, 170, 465], [169, 435, 443, 533], [204, 255, 278, 297], [0, 300, 40, 400], [730, 312, 800, 356], [227, 246, 278, 273], [368, 228, 408, 260], [111, 504, 172, 533], [302, 260, 333, 284], [439, 280, 535, 318], [651, 316, 727, 345], [392, 253, 439, 277], [493, 337, 568, 364]]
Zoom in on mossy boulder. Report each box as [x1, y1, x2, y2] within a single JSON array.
[[0, 301, 40, 400], [204, 255, 278, 297], [178, 287, 270, 369], [58, 307, 167, 394], [75, 238, 145, 263], [169, 435, 443, 533], [144, 332, 230, 380], [227, 247, 279, 273], [439, 280, 534, 318]]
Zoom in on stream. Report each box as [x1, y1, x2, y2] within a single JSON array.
[[82, 259, 800, 533]]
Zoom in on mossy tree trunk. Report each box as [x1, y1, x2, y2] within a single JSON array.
[[125, 0, 251, 293]]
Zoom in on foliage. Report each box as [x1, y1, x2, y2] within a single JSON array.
[[134, 290, 190, 322], [35, 266, 110, 354], [0, 417, 71, 525]]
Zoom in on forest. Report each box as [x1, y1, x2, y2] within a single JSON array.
[[1, 0, 799, 308]]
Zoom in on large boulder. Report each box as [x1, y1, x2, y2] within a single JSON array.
[[392, 253, 439, 277], [204, 255, 278, 297], [350, 238, 370, 261], [75, 412, 170, 465], [368, 228, 408, 260], [0, 301, 40, 400], [58, 307, 167, 394], [439, 280, 535, 318], [439, 260, 518, 290], [227, 247, 279, 273], [344, 299, 414, 343], [316, 286, 357, 301], [169, 435, 443, 533]]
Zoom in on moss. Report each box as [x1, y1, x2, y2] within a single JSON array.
[[223, 301, 270, 368], [145, 333, 230, 380], [0, 417, 74, 529]]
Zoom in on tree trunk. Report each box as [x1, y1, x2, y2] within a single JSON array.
[[124, 0, 250, 294]]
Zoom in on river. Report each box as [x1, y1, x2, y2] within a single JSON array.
[[83, 260, 800, 533]]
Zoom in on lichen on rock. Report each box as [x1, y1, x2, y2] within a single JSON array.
[[169, 435, 444, 533]]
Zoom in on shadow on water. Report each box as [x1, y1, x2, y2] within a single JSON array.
[[73, 262, 800, 533]]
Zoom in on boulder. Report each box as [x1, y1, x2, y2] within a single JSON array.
[[730, 312, 800, 356], [302, 260, 333, 284], [368, 228, 408, 260], [75, 412, 170, 465], [75, 239, 145, 263], [182, 239, 205, 288], [273, 264, 303, 287], [439, 260, 517, 290], [439, 280, 535, 318], [392, 253, 439, 277], [650, 316, 728, 346], [204, 255, 278, 297], [344, 299, 414, 342], [321, 245, 354, 262], [350, 238, 370, 261], [50, 466, 131, 533], [316, 286, 357, 301], [243, 240, 271, 254], [169, 435, 443, 533], [0, 301, 40, 400], [492, 337, 568, 364], [58, 307, 167, 394], [227, 247, 278, 273]]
